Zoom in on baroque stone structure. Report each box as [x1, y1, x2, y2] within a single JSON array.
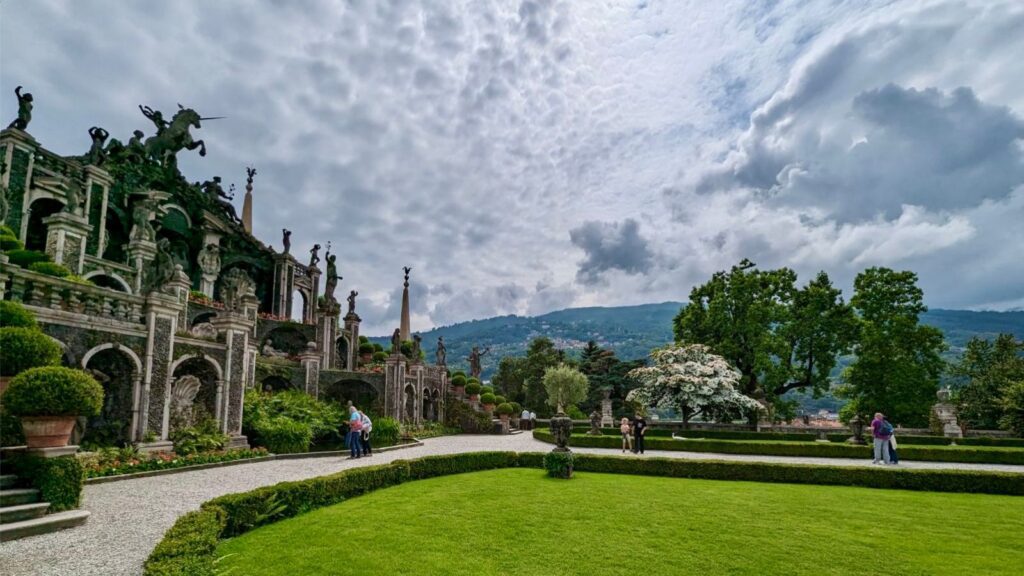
[[0, 100, 444, 447]]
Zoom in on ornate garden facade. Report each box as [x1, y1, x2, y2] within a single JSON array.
[[0, 98, 446, 450]]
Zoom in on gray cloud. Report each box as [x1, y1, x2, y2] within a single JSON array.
[[569, 219, 653, 285]]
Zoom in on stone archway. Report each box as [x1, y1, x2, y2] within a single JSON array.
[[81, 345, 142, 446], [24, 197, 64, 251], [336, 335, 350, 370], [404, 384, 416, 423], [432, 388, 442, 422], [260, 375, 294, 393], [83, 271, 132, 293], [328, 379, 379, 412], [171, 356, 222, 430]]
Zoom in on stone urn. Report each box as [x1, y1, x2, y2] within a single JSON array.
[[20, 416, 77, 448], [452, 385, 465, 397], [549, 408, 573, 452], [847, 414, 866, 445], [483, 403, 495, 413], [499, 413, 510, 423], [469, 394, 480, 403]]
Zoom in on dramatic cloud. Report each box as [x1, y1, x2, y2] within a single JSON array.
[[3, 0, 1022, 332]]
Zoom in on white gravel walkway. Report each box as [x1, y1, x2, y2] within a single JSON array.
[[2, 433, 1021, 576]]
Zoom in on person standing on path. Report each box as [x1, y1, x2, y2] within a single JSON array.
[[359, 410, 373, 456], [619, 417, 633, 453], [632, 413, 647, 454], [871, 412, 892, 465], [521, 408, 532, 430], [886, 417, 900, 465], [347, 405, 364, 459]]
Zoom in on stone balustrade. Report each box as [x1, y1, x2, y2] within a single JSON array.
[[2, 264, 145, 324]]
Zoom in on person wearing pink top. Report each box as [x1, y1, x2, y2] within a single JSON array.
[[619, 417, 633, 453]]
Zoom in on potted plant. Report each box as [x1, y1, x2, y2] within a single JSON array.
[[0, 321, 62, 394], [480, 392, 497, 412], [465, 382, 481, 402], [3, 366, 104, 448], [510, 402, 523, 427], [494, 395, 507, 406], [450, 374, 467, 397], [495, 402, 514, 423], [358, 342, 374, 364]]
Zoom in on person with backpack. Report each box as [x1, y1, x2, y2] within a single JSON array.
[[870, 412, 893, 465], [886, 417, 900, 465], [359, 410, 373, 457], [346, 405, 363, 459]]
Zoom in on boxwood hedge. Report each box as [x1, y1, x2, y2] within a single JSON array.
[[144, 451, 1022, 575], [536, 430, 1024, 465]]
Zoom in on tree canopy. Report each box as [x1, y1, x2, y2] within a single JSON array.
[[542, 364, 589, 413], [951, 334, 1024, 431]]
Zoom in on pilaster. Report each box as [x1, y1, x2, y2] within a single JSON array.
[[82, 165, 112, 257], [343, 312, 361, 370], [299, 342, 321, 398], [384, 355, 406, 421], [211, 296, 257, 445]]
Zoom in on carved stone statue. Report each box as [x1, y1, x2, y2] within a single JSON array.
[[261, 338, 289, 358], [142, 238, 177, 293], [190, 322, 218, 339], [308, 243, 321, 268], [130, 199, 157, 242], [403, 266, 412, 288], [87, 126, 110, 166], [8, 86, 33, 130], [201, 177, 240, 223], [390, 328, 401, 355], [467, 346, 490, 379], [139, 105, 169, 136], [411, 333, 422, 360], [141, 104, 216, 167], [435, 336, 447, 366], [63, 179, 83, 216], [323, 253, 339, 303], [246, 166, 257, 191], [170, 375, 202, 431], [220, 267, 256, 311], [282, 229, 292, 254], [197, 243, 221, 276], [587, 410, 603, 436], [347, 290, 358, 315]]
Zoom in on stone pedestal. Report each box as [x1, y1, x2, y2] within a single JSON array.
[[211, 304, 257, 438], [136, 440, 174, 454], [271, 254, 297, 319], [299, 342, 321, 398], [127, 239, 157, 293], [316, 299, 340, 369], [600, 397, 613, 428], [932, 388, 962, 438], [384, 355, 407, 421], [25, 445, 79, 458], [342, 312, 361, 370], [42, 212, 92, 274], [549, 412, 573, 453]]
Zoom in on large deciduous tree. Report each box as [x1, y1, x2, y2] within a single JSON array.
[[840, 267, 946, 427], [542, 364, 589, 413], [674, 260, 856, 420], [626, 344, 760, 426], [951, 334, 1024, 431], [493, 337, 566, 417]]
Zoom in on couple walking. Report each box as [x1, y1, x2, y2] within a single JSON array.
[[619, 414, 648, 454], [346, 405, 372, 459]]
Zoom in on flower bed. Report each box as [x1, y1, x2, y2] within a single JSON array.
[[81, 448, 269, 479]]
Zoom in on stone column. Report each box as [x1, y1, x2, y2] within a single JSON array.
[[384, 355, 406, 421], [409, 364, 425, 427], [300, 342, 321, 398], [271, 254, 296, 318], [138, 291, 183, 450], [127, 240, 157, 293], [600, 395, 613, 428], [316, 300, 340, 370], [82, 165, 112, 257], [42, 212, 93, 274], [343, 312, 361, 370], [211, 296, 257, 449], [1, 128, 37, 239]]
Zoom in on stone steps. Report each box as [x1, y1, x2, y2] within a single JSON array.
[[0, 501, 49, 523], [0, 474, 17, 489], [0, 510, 90, 542], [0, 488, 39, 507]]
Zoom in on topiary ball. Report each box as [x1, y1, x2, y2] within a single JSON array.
[[496, 402, 514, 415], [359, 342, 375, 354], [510, 402, 523, 414], [451, 374, 467, 387], [372, 351, 388, 362], [0, 234, 23, 251], [480, 386, 494, 396], [0, 301, 37, 329], [5, 249, 51, 269], [480, 392, 496, 405], [28, 261, 73, 278], [494, 395, 507, 406], [3, 366, 104, 417], [465, 382, 481, 396], [0, 327, 62, 376]]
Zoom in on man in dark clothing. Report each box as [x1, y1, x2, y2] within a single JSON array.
[[632, 413, 647, 454]]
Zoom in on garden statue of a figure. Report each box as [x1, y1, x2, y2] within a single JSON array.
[[323, 253, 339, 303], [411, 334, 422, 360], [142, 104, 218, 166], [347, 290, 358, 315], [63, 179, 83, 215], [197, 243, 221, 276], [467, 346, 490, 379], [86, 126, 110, 165], [261, 339, 288, 358], [8, 86, 33, 130], [391, 328, 401, 355], [308, 243, 321, 268], [220, 268, 256, 311], [403, 266, 412, 287], [201, 176, 240, 223], [130, 199, 157, 242], [139, 104, 169, 135], [587, 410, 603, 435], [281, 229, 292, 254], [143, 238, 176, 293], [435, 336, 447, 366]]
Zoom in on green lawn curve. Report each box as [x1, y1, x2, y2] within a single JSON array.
[[216, 468, 1024, 575]]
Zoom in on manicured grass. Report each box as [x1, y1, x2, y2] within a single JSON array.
[[216, 468, 1024, 575]]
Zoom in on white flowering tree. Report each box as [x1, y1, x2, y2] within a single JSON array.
[[626, 344, 761, 426]]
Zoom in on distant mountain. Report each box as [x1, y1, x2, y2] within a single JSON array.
[[370, 304, 1024, 380]]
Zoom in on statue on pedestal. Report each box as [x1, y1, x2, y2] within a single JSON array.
[[64, 179, 83, 216], [139, 105, 169, 136], [201, 177, 240, 224], [220, 268, 256, 311], [170, 375, 201, 431], [308, 243, 321, 268], [587, 410, 603, 435], [390, 328, 401, 356], [435, 336, 447, 366], [281, 229, 292, 254], [130, 199, 157, 242], [87, 126, 110, 166], [323, 253, 339, 303], [261, 339, 288, 358], [197, 243, 222, 277], [8, 86, 33, 130], [347, 290, 358, 315], [411, 334, 422, 360], [931, 387, 963, 438], [467, 346, 490, 379], [143, 238, 176, 293]]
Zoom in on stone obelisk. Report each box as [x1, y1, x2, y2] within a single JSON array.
[[400, 266, 411, 341], [242, 167, 256, 233]]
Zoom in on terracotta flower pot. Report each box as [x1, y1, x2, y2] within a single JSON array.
[[499, 414, 509, 422], [483, 404, 495, 412], [20, 416, 77, 448], [469, 394, 480, 402], [452, 385, 465, 396]]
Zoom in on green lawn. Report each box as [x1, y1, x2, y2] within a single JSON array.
[[216, 469, 1024, 575]]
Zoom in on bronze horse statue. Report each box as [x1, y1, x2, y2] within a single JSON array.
[[143, 105, 219, 167]]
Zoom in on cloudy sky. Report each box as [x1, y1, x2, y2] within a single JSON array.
[[3, 0, 1022, 334]]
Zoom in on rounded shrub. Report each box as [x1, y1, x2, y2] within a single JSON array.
[[465, 382, 481, 396], [3, 366, 104, 417], [452, 371, 467, 379], [0, 301, 37, 329], [480, 393, 496, 406], [0, 327, 62, 376], [358, 335, 370, 345], [480, 385, 494, 396], [372, 351, 388, 362], [467, 377, 480, 385], [6, 249, 51, 268], [494, 395, 507, 406], [450, 374, 467, 387], [495, 402, 514, 416], [372, 343, 384, 353], [358, 342, 374, 354], [0, 224, 15, 236], [28, 261, 73, 278], [511, 402, 523, 414], [0, 234, 23, 251]]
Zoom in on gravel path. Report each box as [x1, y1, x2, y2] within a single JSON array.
[[3, 433, 1021, 576]]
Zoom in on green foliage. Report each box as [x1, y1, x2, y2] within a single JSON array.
[[841, 268, 946, 427], [358, 342, 375, 354], [492, 355, 527, 402], [998, 381, 1024, 437], [171, 419, 229, 456], [467, 377, 481, 385], [542, 364, 589, 411], [254, 417, 313, 454], [493, 395, 507, 406], [0, 326, 62, 376], [479, 392, 496, 405], [543, 451, 574, 478], [510, 402, 523, 414], [523, 338, 565, 416], [952, 335, 1024, 431], [0, 224, 16, 236], [532, 430, 1024, 465], [565, 404, 586, 419], [358, 335, 370, 345], [4, 366, 103, 416], [444, 398, 493, 433], [372, 416, 401, 447], [243, 389, 345, 451], [464, 382, 481, 396], [144, 506, 227, 576], [0, 405, 25, 446], [372, 343, 384, 353], [0, 233, 23, 251], [674, 263, 857, 421], [82, 448, 268, 479], [0, 300, 37, 328], [372, 351, 388, 362], [10, 454, 84, 511], [28, 260, 73, 278], [450, 373, 467, 387], [6, 248, 51, 268], [452, 370, 467, 379], [479, 385, 494, 396], [495, 402, 514, 416]]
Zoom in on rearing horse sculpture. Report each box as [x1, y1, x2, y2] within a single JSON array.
[[143, 105, 218, 167]]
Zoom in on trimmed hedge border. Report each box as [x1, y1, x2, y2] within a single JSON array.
[[8, 454, 85, 512], [538, 430, 1024, 465], [145, 451, 1024, 575], [578, 427, 1024, 447]]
